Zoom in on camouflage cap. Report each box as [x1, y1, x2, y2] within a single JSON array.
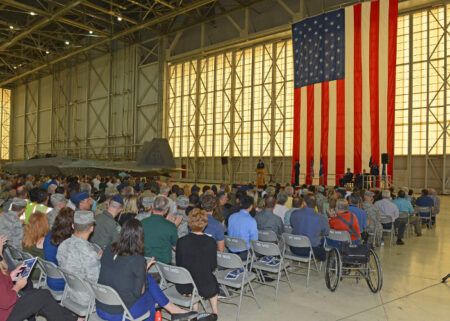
[[11, 197, 27, 207], [141, 196, 155, 208], [176, 195, 189, 208], [74, 210, 95, 225]]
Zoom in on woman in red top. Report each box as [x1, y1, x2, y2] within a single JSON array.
[[0, 235, 80, 321], [329, 199, 361, 242]]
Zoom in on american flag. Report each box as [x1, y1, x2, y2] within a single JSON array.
[[291, 0, 398, 186]]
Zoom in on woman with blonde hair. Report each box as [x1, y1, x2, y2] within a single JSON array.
[[117, 195, 139, 226], [22, 212, 49, 258]]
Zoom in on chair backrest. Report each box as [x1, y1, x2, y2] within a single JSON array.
[[225, 236, 247, 253], [217, 252, 244, 270], [39, 258, 65, 279], [251, 240, 281, 257], [89, 282, 124, 306], [21, 251, 34, 260], [284, 225, 293, 234], [6, 245, 24, 261], [380, 215, 393, 225], [60, 268, 93, 297], [416, 206, 432, 214], [90, 242, 103, 254], [282, 233, 312, 248], [326, 229, 351, 243], [156, 262, 194, 285], [258, 230, 278, 242]]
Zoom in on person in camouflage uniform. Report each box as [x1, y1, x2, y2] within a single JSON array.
[[57, 210, 100, 307], [47, 193, 67, 227], [315, 186, 327, 214], [90, 195, 123, 250], [362, 191, 383, 247], [174, 195, 189, 238], [136, 196, 154, 221], [0, 198, 27, 250]]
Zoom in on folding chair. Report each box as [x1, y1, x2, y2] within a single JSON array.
[[399, 212, 410, 238], [3, 244, 23, 267], [224, 236, 252, 266], [282, 233, 321, 287], [258, 230, 278, 243], [324, 230, 351, 251], [250, 240, 293, 298], [88, 282, 150, 321], [416, 206, 433, 229], [21, 250, 46, 289], [380, 215, 395, 246], [284, 225, 293, 234], [156, 262, 207, 311], [215, 252, 260, 321], [38, 258, 65, 300], [60, 268, 95, 319]]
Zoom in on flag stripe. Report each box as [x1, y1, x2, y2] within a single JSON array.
[[314, 83, 322, 185], [344, 6, 355, 172], [300, 87, 307, 182], [387, 0, 398, 176], [336, 79, 346, 185], [379, 0, 389, 163], [328, 81, 337, 184], [362, 2, 372, 171], [292, 87, 301, 183], [306, 85, 315, 185], [321, 82, 330, 185], [369, 0, 380, 168], [353, 4, 363, 174]]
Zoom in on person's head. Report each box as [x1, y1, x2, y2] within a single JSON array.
[[123, 195, 139, 214], [408, 189, 414, 196], [73, 210, 95, 237], [191, 185, 200, 195], [347, 168, 351, 172], [292, 197, 303, 209], [10, 197, 27, 214], [188, 208, 208, 233], [264, 196, 276, 209], [71, 192, 92, 210], [111, 219, 144, 256], [284, 186, 294, 197], [79, 182, 92, 195], [50, 193, 67, 209], [336, 199, 349, 214], [348, 194, 360, 206], [160, 185, 171, 196], [51, 207, 74, 246], [216, 191, 228, 206], [276, 192, 288, 205], [201, 194, 216, 213], [153, 195, 170, 215], [176, 195, 189, 210], [202, 185, 211, 194], [428, 188, 437, 196], [240, 195, 254, 211], [364, 191, 374, 203], [421, 189, 429, 196], [317, 185, 325, 195], [121, 186, 135, 198], [189, 193, 200, 206], [141, 196, 155, 211], [303, 194, 316, 208], [22, 212, 49, 248], [381, 190, 391, 199], [107, 195, 124, 216], [397, 190, 406, 198]]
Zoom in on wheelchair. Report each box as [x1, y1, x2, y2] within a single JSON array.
[[324, 243, 382, 293]]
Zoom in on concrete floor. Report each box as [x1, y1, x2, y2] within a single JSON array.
[[217, 197, 450, 321]]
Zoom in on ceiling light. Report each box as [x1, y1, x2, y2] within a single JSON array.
[[30, 11, 36, 16], [9, 25, 14, 30], [117, 16, 122, 21], [13, 66, 17, 69], [89, 30, 93, 34], [18, 64, 22, 67], [65, 40, 70, 45], [45, 50, 50, 54]]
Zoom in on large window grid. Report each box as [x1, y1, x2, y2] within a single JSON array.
[[0, 89, 10, 160]]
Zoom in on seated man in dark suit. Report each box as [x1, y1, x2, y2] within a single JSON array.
[[339, 168, 354, 186]]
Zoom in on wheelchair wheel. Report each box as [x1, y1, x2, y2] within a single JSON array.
[[366, 249, 383, 293], [325, 247, 341, 292]]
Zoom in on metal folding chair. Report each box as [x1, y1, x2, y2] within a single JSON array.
[[224, 236, 252, 266], [416, 206, 433, 229], [324, 230, 352, 251], [60, 268, 95, 319], [380, 215, 395, 246], [250, 240, 293, 298], [156, 262, 207, 311], [282, 233, 321, 287], [258, 230, 278, 243], [38, 258, 65, 300], [215, 252, 260, 321], [88, 282, 150, 321]]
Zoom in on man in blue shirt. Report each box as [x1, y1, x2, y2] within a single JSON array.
[[415, 189, 435, 223], [227, 195, 258, 259], [290, 197, 329, 261], [201, 194, 225, 251], [348, 193, 368, 232], [393, 190, 422, 236]]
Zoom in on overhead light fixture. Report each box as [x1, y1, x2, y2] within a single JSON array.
[[65, 40, 70, 45], [30, 11, 36, 16], [13, 66, 17, 69], [18, 64, 22, 67], [45, 50, 50, 54], [9, 25, 14, 30], [89, 30, 93, 34], [117, 16, 122, 21]]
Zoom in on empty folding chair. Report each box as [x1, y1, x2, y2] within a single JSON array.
[[156, 262, 207, 311], [215, 252, 260, 321], [250, 240, 293, 298], [38, 258, 65, 300], [380, 215, 395, 246], [416, 206, 433, 229], [88, 282, 150, 321], [282, 233, 321, 287], [258, 230, 278, 243], [324, 230, 351, 251], [60, 268, 95, 319]]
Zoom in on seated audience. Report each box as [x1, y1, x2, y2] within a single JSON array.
[[227, 195, 258, 260], [393, 190, 422, 237], [142, 196, 178, 264], [176, 209, 219, 319], [273, 192, 289, 221], [24, 188, 50, 224], [362, 191, 383, 246], [201, 195, 225, 251], [0, 198, 27, 250], [116, 195, 139, 226], [22, 212, 49, 258], [329, 199, 361, 243], [43, 207, 74, 292], [136, 196, 154, 221], [428, 188, 440, 223], [284, 197, 303, 225], [47, 193, 66, 227], [375, 190, 405, 245], [290, 197, 329, 261], [212, 191, 231, 223], [57, 210, 100, 307], [70, 192, 92, 211], [348, 194, 368, 240], [255, 196, 284, 238], [96, 219, 194, 321], [91, 195, 123, 249]]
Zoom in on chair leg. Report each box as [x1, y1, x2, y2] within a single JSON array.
[[275, 269, 282, 298], [306, 259, 311, 287], [236, 285, 245, 321], [248, 282, 261, 308], [283, 265, 293, 291]]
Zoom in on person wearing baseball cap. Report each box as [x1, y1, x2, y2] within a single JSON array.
[[0, 197, 27, 249], [136, 196, 155, 221], [57, 210, 100, 308], [70, 192, 92, 211], [90, 195, 123, 249]]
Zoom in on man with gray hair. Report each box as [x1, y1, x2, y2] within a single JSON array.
[[0, 197, 27, 249], [136, 196, 155, 221], [57, 210, 100, 307], [159, 185, 177, 215], [90, 195, 123, 249], [142, 195, 178, 264], [329, 199, 361, 243], [375, 190, 404, 245], [273, 191, 289, 221], [47, 193, 67, 227]]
